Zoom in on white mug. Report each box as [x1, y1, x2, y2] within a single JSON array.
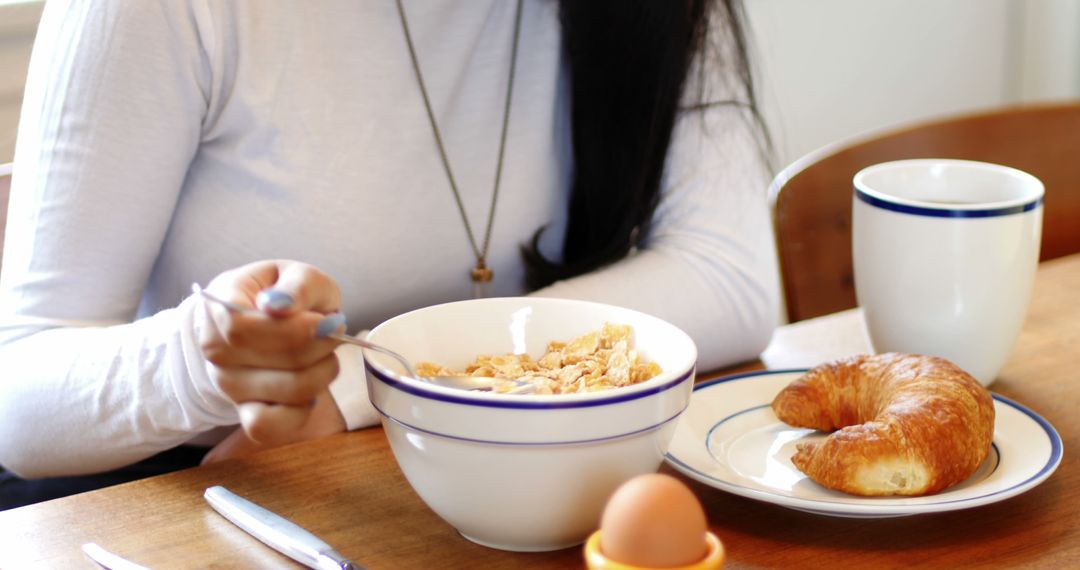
[[852, 159, 1044, 385]]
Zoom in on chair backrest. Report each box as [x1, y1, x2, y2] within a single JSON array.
[[0, 163, 10, 268], [770, 101, 1080, 323]]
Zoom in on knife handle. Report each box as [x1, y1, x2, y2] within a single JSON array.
[[204, 485, 361, 570]]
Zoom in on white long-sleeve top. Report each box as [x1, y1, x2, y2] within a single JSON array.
[[0, 0, 780, 478]]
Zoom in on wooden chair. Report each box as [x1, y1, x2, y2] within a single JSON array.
[[770, 101, 1080, 323], [0, 162, 10, 268]]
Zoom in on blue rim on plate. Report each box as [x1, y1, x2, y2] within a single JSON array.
[[664, 369, 1063, 518]]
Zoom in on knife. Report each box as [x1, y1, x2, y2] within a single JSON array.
[[204, 485, 362, 570], [81, 543, 151, 570]]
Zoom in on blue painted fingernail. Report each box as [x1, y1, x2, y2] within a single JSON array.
[[315, 313, 347, 337], [256, 288, 294, 312]]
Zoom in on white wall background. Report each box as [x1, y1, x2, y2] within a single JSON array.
[[0, 0, 1078, 168], [744, 0, 1080, 168]]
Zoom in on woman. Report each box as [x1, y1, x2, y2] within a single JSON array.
[[0, 0, 779, 507]]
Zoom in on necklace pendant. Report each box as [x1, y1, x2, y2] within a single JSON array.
[[471, 263, 494, 298], [470, 265, 494, 283]]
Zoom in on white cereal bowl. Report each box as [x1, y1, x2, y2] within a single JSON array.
[[363, 297, 697, 552]]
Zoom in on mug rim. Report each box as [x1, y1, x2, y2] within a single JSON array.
[[854, 159, 1044, 218]]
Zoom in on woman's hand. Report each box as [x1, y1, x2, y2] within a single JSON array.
[[196, 260, 345, 445], [200, 388, 346, 465]]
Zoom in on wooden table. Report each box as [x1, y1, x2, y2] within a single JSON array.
[[2, 255, 1077, 569]]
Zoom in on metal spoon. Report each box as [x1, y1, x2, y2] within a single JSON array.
[[191, 283, 532, 394]]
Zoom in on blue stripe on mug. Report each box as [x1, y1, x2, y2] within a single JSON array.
[[855, 188, 1043, 218]]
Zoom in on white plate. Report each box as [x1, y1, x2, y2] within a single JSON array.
[[665, 370, 1063, 518]]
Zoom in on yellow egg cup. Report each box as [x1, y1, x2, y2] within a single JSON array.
[[584, 529, 725, 570]]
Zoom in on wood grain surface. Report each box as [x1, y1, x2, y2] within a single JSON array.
[[1, 255, 1077, 569]]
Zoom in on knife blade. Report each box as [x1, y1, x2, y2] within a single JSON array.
[[81, 543, 151, 570], [204, 485, 362, 570]]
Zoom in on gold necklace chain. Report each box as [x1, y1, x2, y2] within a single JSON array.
[[395, 0, 524, 297]]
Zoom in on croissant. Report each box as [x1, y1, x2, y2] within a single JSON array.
[[771, 353, 995, 496]]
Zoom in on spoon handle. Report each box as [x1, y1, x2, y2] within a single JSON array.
[[191, 283, 420, 379], [322, 332, 420, 380]]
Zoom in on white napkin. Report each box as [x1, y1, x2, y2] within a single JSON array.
[[328, 329, 381, 431], [760, 308, 873, 370]]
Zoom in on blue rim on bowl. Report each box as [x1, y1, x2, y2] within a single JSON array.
[[365, 363, 695, 410]]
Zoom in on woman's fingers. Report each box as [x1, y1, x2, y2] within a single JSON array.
[[199, 316, 340, 368], [197, 260, 348, 445], [237, 401, 314, 444], [200, 426, 266, 465], [257, 262, 342, 317], [202, 391, 347, 464], [199, 259, 345, 365], [237, 388, 346, 445], [204, 260, 289, 311], [205, 259, 341, 315], [214, 353, 340, 406]]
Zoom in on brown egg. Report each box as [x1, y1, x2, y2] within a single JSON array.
[[599, 473, 709, 568]]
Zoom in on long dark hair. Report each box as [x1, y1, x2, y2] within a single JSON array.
[[522, 0, 763, 290]]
